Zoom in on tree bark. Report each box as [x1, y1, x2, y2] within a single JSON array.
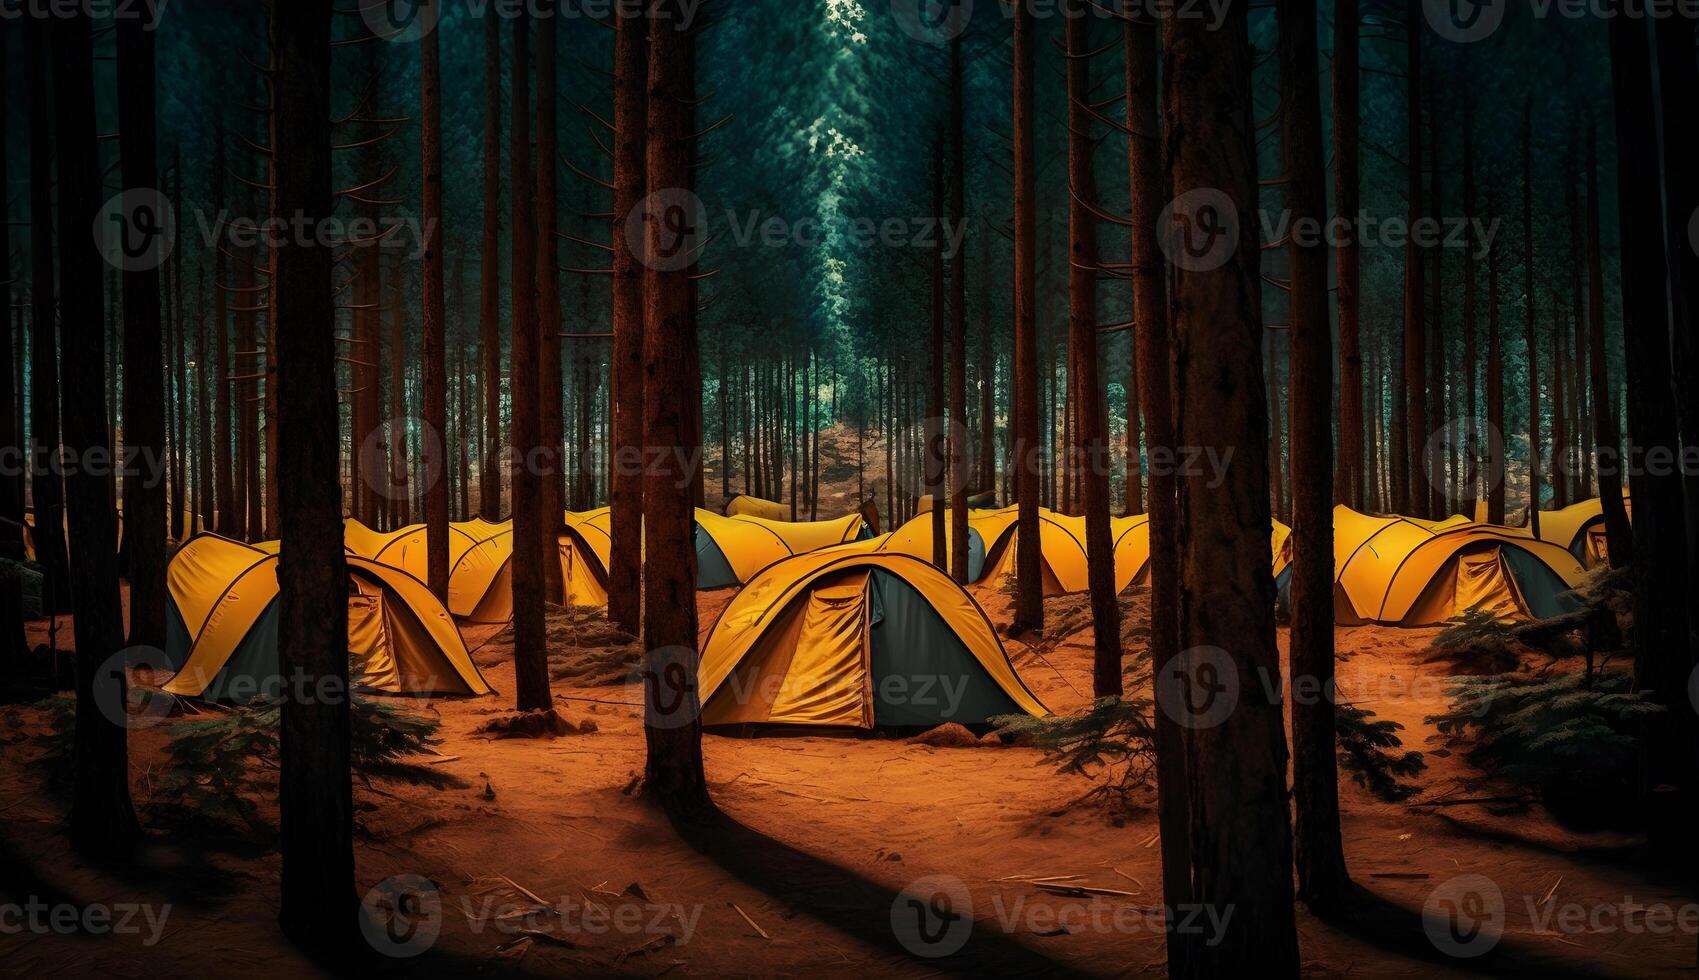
[[26, 35, 71, 614], [54, 8, 141, 855], [1521, 100, 1541, 538], [1610, 6, 1691, 839], [1647, 7, 1699, 845], [509, 8, 550, 711], [948, 36, 970, 583], [1584, 119, 1630, 561], [1282, 0, 1346, 908], [641, 0, 712, 819], [1486, 189, 1506, 525], [1064, 4, 1121, 698], [609, 8, 648, 634], [0, 41, 21, 563], [535, 0, 564, 601], [1124, 14, 1190, 972], [1461, 84, 1479, 518], [1400, 6, 1425, 518], [1162, 3, 1300, 971], [480, 9, 504, 520], [420, 0, 449, 597], [1010, 2, 1043, 636], [269, 0, 354, 948], [1332, 0, 1362, 510]]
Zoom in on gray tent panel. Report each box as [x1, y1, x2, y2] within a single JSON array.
[[867, 569, 1021, 726]]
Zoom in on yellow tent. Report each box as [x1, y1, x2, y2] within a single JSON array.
[[1531, 496, 1632, 568], [554, 507, 865, 604], [1328, 506, 1584, 626], [722, 494, 789, 521], [726, 512, 870, 554], [342, 518, 515, 623], [974, 508, 1151, 595], [699, 549, 1048, 729], [163, 533, 492, 700]]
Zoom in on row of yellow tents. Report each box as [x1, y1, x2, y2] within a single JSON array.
[[156, 494, 1626, 729]]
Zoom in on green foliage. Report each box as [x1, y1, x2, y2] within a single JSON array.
[[1, 558, 46, 619], [1426, 670, 1662, 816], [151, 696, 457, 830], [1335, 703, 1425, 801], [992, 697, 1158, 817], [1429, 609, 1531, 672]]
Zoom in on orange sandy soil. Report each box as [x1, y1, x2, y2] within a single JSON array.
[[3, 424, 1692, 976], [3, 586, 1694, 978]]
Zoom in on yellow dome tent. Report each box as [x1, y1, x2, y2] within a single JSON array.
[[722, 494, 788, 520], [698, 549, 1049, 730], [974, 508, 1151, 596], [554, 508, 868, 605], [163, 534, 492, 701], [342, 517, 515, 623], [1531, 496, 1632, 568], [1324, 506, 1584, 626]]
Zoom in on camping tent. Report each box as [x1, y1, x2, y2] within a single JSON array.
[[1531, 496, 1632, 567], [555, 508, 870, 604], [343, 518, 515, 622], [722, 494, 788, 521], [879, 507, 1151, 595], [163, 533, 492, 700], [1316, 506, 1584, 626], [698, 549, 1049, 729]]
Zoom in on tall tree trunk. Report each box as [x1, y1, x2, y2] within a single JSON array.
[[1486, 191, 1506, 524], [27, 36, 71, 614], [1427, 72, 1446, 518], [1268, 331, 1284, 523], [1645, 8, 1699, 845], [1065, 4, 1121, 698], [1400, 5, 1425, 518], [1461, 84, 1479, 517], [0, 41, 22, 564], [479, 10, 504, 520], [948, 37, 970, 582], [641, 0, 711, 819], [536, 1, 564, 600], [1332, 0, 1362, 509], [1551, 302, 1567, 508], [509, 8, 550, 711], [1585, 119, 1630, 560], [1010, 0, 1043, 636], [419, 0, 449, 596], [1125, 15, 1189, 972], [609, 8, 647, 633], [54, 9, 141, 854], [386, 259, 409, 527], [1522, 100, 1541, 538], [1282, 0, 1346, 907], [1162, 3, 1299, 971], [927, 142, 947, 567], [270, 0, 353, 948], [978, 245, 995, 495], [213, 115, 236, 535]]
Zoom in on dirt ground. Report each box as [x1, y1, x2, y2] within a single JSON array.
[[3, 582, 1694, 978], [2, 426, 1693, 976]]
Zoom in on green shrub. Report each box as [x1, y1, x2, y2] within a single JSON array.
[[1335, 703, 1425, 801]]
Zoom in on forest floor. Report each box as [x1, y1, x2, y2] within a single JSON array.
[[2, 427, 1693, 977]]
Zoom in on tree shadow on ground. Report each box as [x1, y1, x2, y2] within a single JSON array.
[[668, 805, 1110, 978]]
